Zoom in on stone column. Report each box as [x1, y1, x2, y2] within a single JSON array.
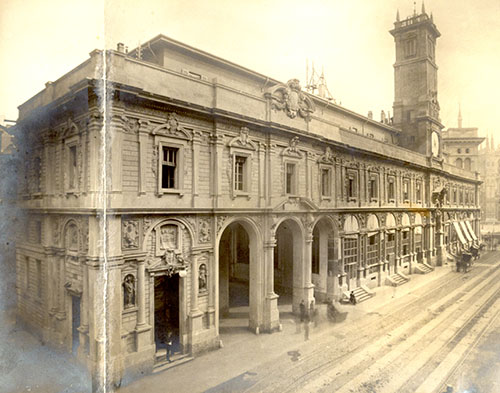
[[296, 229, 315, 314], [263, 237, 280, 332], [135, 259, 152, 352], [258, 143, 266, 207], [339, 234, 346, 291], [189, 252, 205, 351], [191, 131, 202, 207], [78, 260, 90, 358], [395, 229, 401, 273], [138, 120, 150, 195], [378, 231, 384, 286], [211, 134, 225, 208]]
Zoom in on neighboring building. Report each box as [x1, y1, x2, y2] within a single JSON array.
[[13, 6, 481, 388], [442, 108, 484, 173], [478, 135, 500, 223]]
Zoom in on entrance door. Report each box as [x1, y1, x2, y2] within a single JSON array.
[[343, 237, 358, 290], [72, 296, 81, 355], [154, 275, 180, 356]]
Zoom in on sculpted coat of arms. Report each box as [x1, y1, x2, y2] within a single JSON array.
[[266, 79, 315, 120]]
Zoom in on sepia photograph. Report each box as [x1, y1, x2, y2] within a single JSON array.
[[1, 1, 500, 392]]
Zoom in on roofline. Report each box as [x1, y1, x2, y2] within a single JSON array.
[[126, 35, 401, 135]]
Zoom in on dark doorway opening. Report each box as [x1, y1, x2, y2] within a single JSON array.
[[154, 274, 180, 357], [71, 296, 81, 355], [274, 224, 294, 304], [219, 223, 250, 315]]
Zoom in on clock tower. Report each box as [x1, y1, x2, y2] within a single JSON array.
[[390, 4, 443, 157]]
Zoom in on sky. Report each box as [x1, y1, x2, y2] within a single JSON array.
[[1, 0, 499, 142]]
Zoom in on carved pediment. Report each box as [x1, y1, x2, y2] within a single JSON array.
[[265, 79, 315, 121], [281, 136, 303, 158], [152, 113, 191, 140], [228, 127, 257, 151], [148, 249, 189, 276], [318, 146, 335, 164], [274, 196, 319, 212]]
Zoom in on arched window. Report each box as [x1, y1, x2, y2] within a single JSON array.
[[455, 158, 463, 169], [464, 158, 471, 171]]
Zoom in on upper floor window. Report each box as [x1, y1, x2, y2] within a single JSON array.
[[465, 148, 470, 154], [404, 38, 417, 58], [33, 156, 41, 193], [162, 146, 178, 189], [234, 156, 247, 192], [368, 173, 378, 200], [286, 163, 297, 195], [388, 176, 395, 201], [416, 181, 422, 202], [403, 178, 410, 201], [457, 148, 461, 154], [68, 146, 77, 190], [346, 170, 357, 201], [453, 188, 457, 204], [428, 37, 435, 60], [321, 168, 331, 197]]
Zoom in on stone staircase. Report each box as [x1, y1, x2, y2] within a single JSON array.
[[153, 351, 193, 374], [343, 285, 375, 304], [414, 262, 434, 274], [386, 272, 410, 287]]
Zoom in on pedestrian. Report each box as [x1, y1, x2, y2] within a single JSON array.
[[166, 331, 173, 363], [310, 300, 317, 327], [349, 291, 357, 305], [304, 314, 310, 341], [299, 300, 306, 322]]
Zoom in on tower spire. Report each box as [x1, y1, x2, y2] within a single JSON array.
[[396, 9, 400, 22], [413, 2, 417, 16], [458, 104, 463, 128], [422, 1, 426, 15]]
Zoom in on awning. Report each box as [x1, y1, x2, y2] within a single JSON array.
[[453, 221, 467, 245], [465, 221, 478, 241], [460, 221, 473, 243]]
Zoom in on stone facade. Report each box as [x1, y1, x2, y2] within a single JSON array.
[[14, 8, 481, 388]]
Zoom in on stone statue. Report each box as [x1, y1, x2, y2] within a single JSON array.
[[199, 264, 207, 292], [123, 274, 135, 307]]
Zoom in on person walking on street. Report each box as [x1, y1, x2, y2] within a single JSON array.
[[349, 291, 357, 305], [310, 300, 317, 327], [166, 331, 173, 363], [299, 300, 306, 322]]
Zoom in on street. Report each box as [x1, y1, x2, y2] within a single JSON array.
[[119, 252, 500, 393]]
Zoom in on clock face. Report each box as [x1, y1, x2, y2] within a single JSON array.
[[431, 132, 440, 156]]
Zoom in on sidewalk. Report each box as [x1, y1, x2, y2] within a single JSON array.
[[119, 263, 456, 393]]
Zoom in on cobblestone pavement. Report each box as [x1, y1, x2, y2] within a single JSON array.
[[2, 252, 499, 393], [118, 251, 500, 393]]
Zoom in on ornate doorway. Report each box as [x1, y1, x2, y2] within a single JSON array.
[[154, 274, 180, 360]]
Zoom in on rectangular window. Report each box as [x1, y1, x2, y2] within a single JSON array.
[[321, 168, 330, 197], [388, 233, 395, 243], [369, 175, 378, 200], [35, 259, 42, 298], [69, 146, 77, 190], [416, 182, 422, 202], [453, 189, 457, 203], [405, 38, 416, 58], [286, 163, 296, 194], [234, 156, 246, 191], [388, 177, 395, 201], [161, 147, 178, 189], [346, 171, 357, 200], [403, 179, 410, 201]]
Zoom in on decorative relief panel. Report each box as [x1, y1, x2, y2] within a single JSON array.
[[198, 217, 211, 243], [228, 127, 257, 151], [156, 224, 181, 255], [122, 219, 140, 250], [265, 79, 315, 120], [121, 116, 140, 134]]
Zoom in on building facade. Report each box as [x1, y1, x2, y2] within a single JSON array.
[[14, 8, 481, 388]]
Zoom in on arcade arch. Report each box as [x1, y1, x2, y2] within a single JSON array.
[[343, 215, 359, 290]]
